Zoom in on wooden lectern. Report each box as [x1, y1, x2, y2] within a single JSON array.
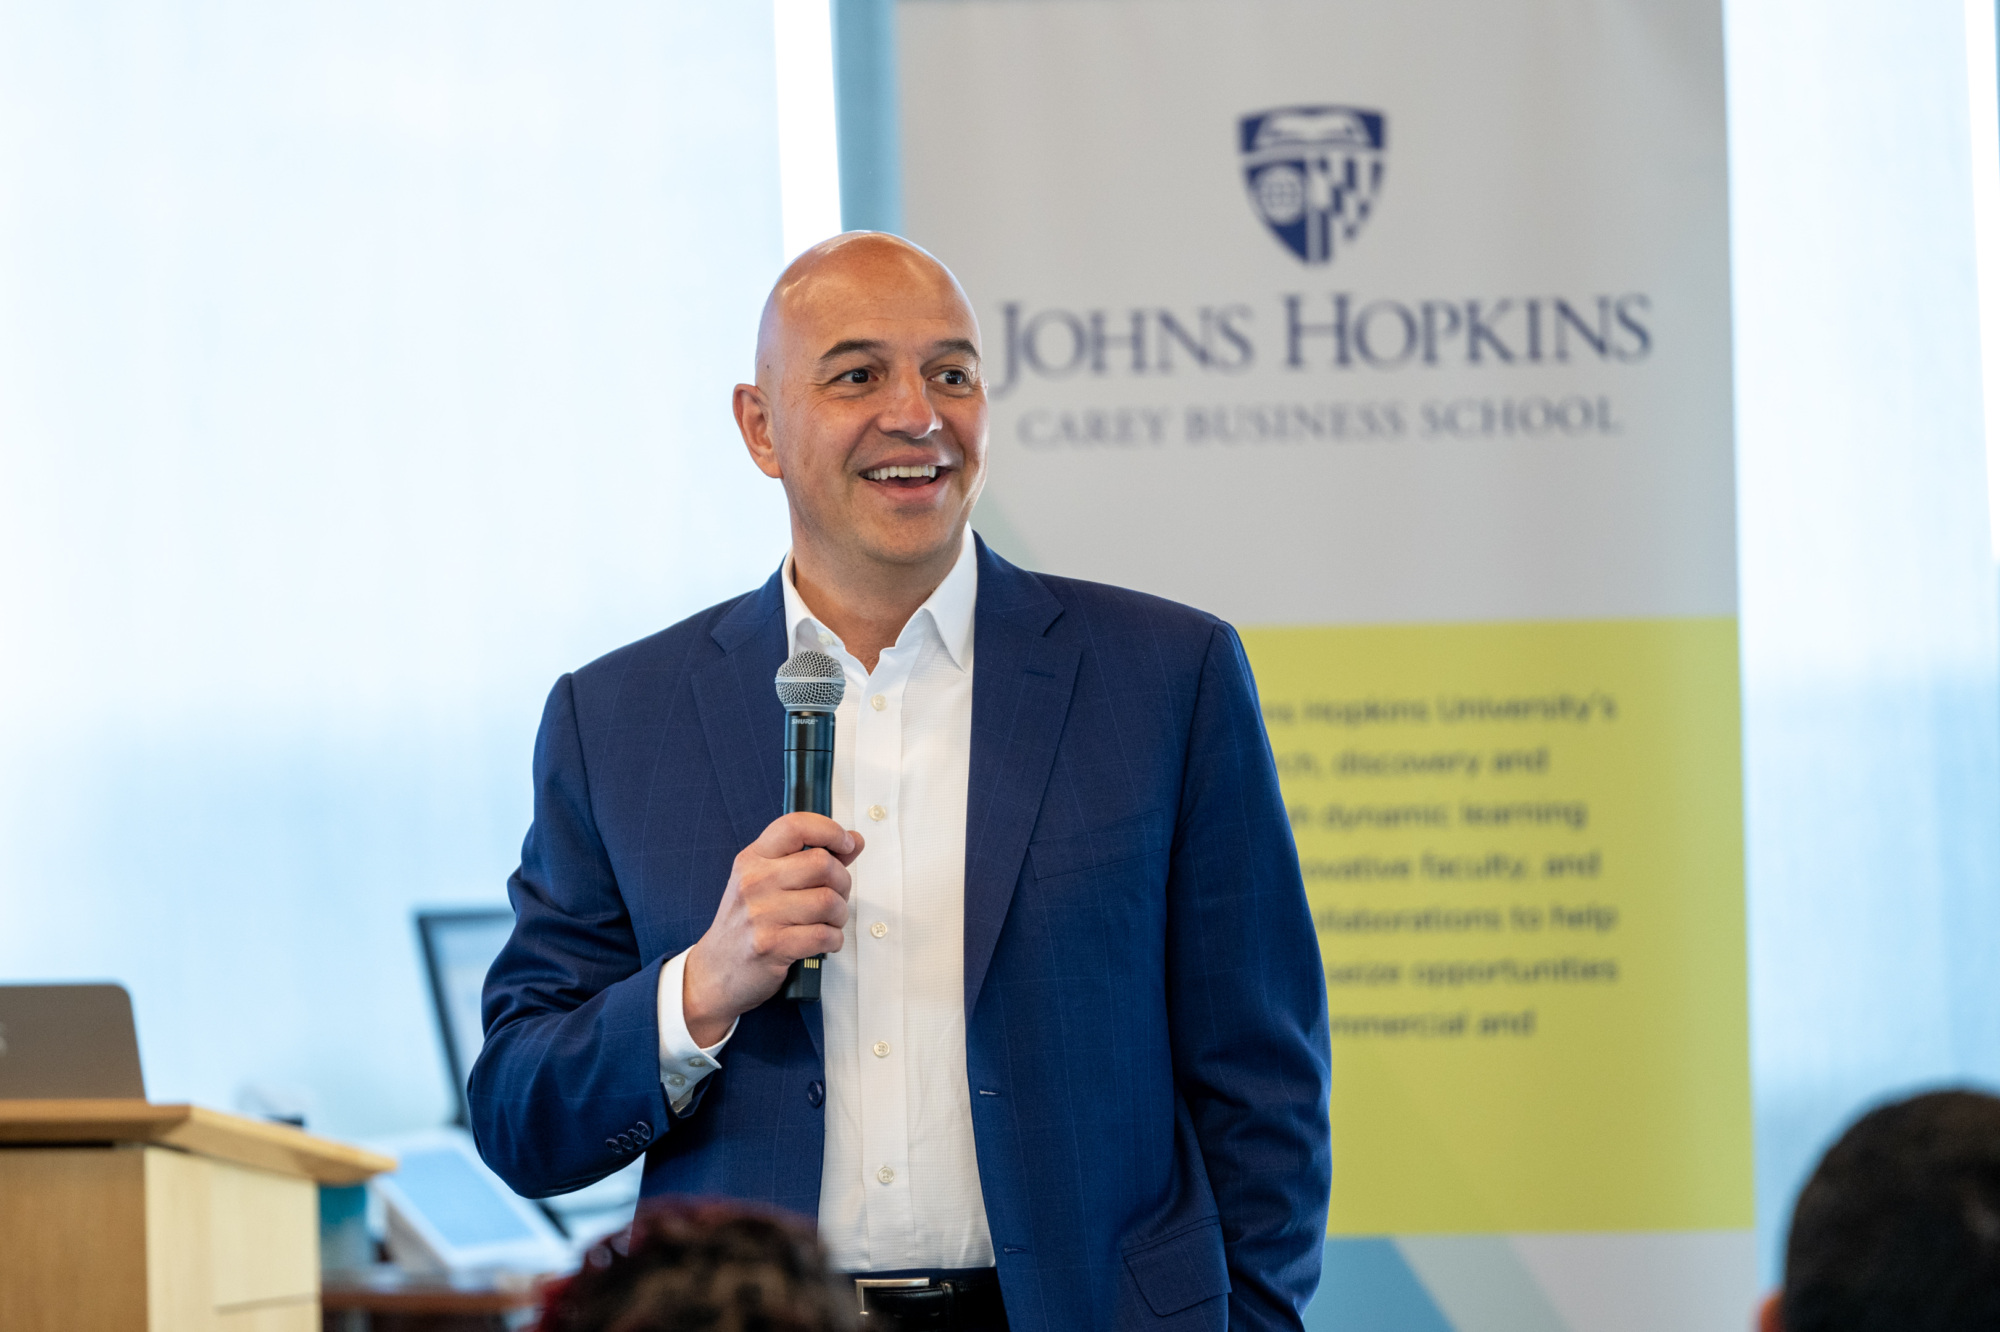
[[0, 1099, 396, 1331]]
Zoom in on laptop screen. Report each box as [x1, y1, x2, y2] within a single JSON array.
[[389, 1143, 541, 1247]]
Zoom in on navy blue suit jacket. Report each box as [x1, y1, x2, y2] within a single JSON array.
[[470, 540, 1331, 1331]]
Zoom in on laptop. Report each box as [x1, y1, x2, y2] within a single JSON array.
[[0, 983, 146, 1099]]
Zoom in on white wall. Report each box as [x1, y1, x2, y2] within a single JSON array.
[[1726, 0, 2000, 1280], [0, 1, 795, 1138]]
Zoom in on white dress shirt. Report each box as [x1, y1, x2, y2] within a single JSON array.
[[656, 530, 993, 1273]]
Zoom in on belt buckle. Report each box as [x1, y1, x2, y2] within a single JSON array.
[[854, 1276, 932, 1317]]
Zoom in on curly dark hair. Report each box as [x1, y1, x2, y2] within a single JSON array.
[[536, 1198, 857, 1332]]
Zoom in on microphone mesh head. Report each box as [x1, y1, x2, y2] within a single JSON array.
[[775, 649, 845, 711]]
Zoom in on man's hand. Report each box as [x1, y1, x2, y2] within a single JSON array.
[[683, 813, 864, 1046]]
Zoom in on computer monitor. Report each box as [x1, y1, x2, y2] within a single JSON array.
[[414, 908, 515, 1128], [413, 906, 642, 1242]]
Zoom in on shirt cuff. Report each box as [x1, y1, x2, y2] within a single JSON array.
[[657, 948, 736, 1115]]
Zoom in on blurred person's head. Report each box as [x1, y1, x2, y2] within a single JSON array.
[[1760, 1088, 2000, 1332], [538, 1198, 856, 1332]]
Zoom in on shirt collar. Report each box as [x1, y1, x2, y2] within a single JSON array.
[[781, 528, 978, 673]]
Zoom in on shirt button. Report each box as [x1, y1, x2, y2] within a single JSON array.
[[877, 1166, 896, 1185], [667, 1074, 687, 1088], [688, 1056, 709, 1068], [870, 921, 888, 939], [868, 804, 886, 821], [870, 694, 887, 711], [872, 1040, 891, 1058], [817, 631, 834, 647]]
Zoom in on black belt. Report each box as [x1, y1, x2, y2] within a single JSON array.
[[851, 1267, 1006, 1331]]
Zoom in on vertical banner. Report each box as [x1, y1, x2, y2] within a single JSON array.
[[891, 0, 1754, 1327]]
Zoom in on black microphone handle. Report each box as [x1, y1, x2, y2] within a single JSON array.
[[780, 710, 836, 1002]]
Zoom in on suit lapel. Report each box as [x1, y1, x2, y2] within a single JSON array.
[[692, 571, 788, 848], [690, 569, 825, 1063], [963, 541, 1079, 1014]]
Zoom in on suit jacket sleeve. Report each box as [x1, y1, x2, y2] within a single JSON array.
[[467, 672, 673, 1198], [1168, 623, 1333, 1327]]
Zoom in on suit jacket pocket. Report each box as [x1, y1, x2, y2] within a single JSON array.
[[1028, 810, 1168, 882], [1122, 1218, 1231, 1317]]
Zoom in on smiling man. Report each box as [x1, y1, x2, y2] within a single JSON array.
[[470, 234, 1332, 1332]]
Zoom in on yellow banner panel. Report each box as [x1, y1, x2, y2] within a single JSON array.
[[1240, 618, 1753, 1234]]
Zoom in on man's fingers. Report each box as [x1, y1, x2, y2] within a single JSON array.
[[748, 847, 854, 901], [753, 920, 847, 963], [784, 923, 845, 958], [763, 884, 850, 931], [752, 811, 856, 860]]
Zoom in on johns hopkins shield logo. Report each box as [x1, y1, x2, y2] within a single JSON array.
[[1240, 106, 1386, 264]]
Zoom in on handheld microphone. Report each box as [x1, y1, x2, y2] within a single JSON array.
[[774, 649, 845, 1002]]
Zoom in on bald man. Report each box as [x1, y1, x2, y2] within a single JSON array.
[[471, 235, 1332, 1332]]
